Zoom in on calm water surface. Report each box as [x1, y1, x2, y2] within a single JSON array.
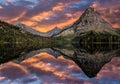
[[0, 45, 120, 84]]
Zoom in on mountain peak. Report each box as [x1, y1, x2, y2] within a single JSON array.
[[85, 7, 96, 12], [79, 7, 99, 21], [53, 26, 60, 30], [48, 26, 61, 33], [53, 7, 119, 37], [74, 7, 118, 35], [47, 26, 61, 37]]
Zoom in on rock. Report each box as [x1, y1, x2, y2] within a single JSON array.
[[54, 7, 118, 37]]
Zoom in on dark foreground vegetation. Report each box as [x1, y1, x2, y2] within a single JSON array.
[[72, 31, 120, 44]]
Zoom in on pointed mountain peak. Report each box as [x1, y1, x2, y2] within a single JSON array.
[[49, 26, 61, 32], [47, 26, 61, 36], [54, 26, 60, 30], [85, 7, 96, 12], [73, 7, 118, 35], [80, 7, 99, 19], [84, 7, 99, 15]]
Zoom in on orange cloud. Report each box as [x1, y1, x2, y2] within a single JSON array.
[[52, 3, 64, 11], [8, 10, 26, 23], [31, 11, 53, 22], [66, 13, 73, 18], [1, 62, 29, 74], [34, 17, 79, 32], [33, 12, 81, 32], [33, 62, 67, 79], [22, 21, 35, 27], [22, 52, 55, 63], [22, 11, 54, 29]]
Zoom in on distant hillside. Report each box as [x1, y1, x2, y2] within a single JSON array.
[[0, 21, 58, 45], [14, 22, 61, 37]]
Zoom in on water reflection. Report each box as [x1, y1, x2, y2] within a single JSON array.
[[53, 44, 120, 78], [0, 44, 58, 64], [0, 44, 120, 84]]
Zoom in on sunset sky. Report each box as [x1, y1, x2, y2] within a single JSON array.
[[0, 0, 119, 32]]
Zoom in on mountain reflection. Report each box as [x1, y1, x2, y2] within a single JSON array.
[[53, 44, 120, 78], [0, 44, 59, 64], [0, 44, 120, 78]]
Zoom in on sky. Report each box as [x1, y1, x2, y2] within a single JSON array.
[[0, 0, 119, 32]]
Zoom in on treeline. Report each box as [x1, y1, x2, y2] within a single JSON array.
[[73, 31, 120, 44], [0, 21, 59, 46]]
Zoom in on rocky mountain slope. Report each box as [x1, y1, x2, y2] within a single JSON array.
[[14, 22, 43, 35], [47, 27, 61, 37], [54, 7, 118, 37]]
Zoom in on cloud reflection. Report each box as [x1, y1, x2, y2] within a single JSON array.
[[0, 52, 120, 84]]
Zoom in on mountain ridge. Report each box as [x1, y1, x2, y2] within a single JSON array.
[[14, 22, 61, 37], [53, 7, 119, 37]]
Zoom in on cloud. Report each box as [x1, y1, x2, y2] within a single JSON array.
[[0, 62, 29, 79], [91, 0, 120, 28], [0, 5, 3, 9], [6, 0, 13, 3], [0, 4, 27, 22]]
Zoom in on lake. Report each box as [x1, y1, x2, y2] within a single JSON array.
[[0, 44, 120, 84]]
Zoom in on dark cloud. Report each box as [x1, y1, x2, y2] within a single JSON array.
[[0, 4, 27, 21], [91, 0, 120, 28], [22, 78, 38, 84], [0, 62, 28, 79], [101, 7, 120, 28], [13, 0, 36, 8]]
